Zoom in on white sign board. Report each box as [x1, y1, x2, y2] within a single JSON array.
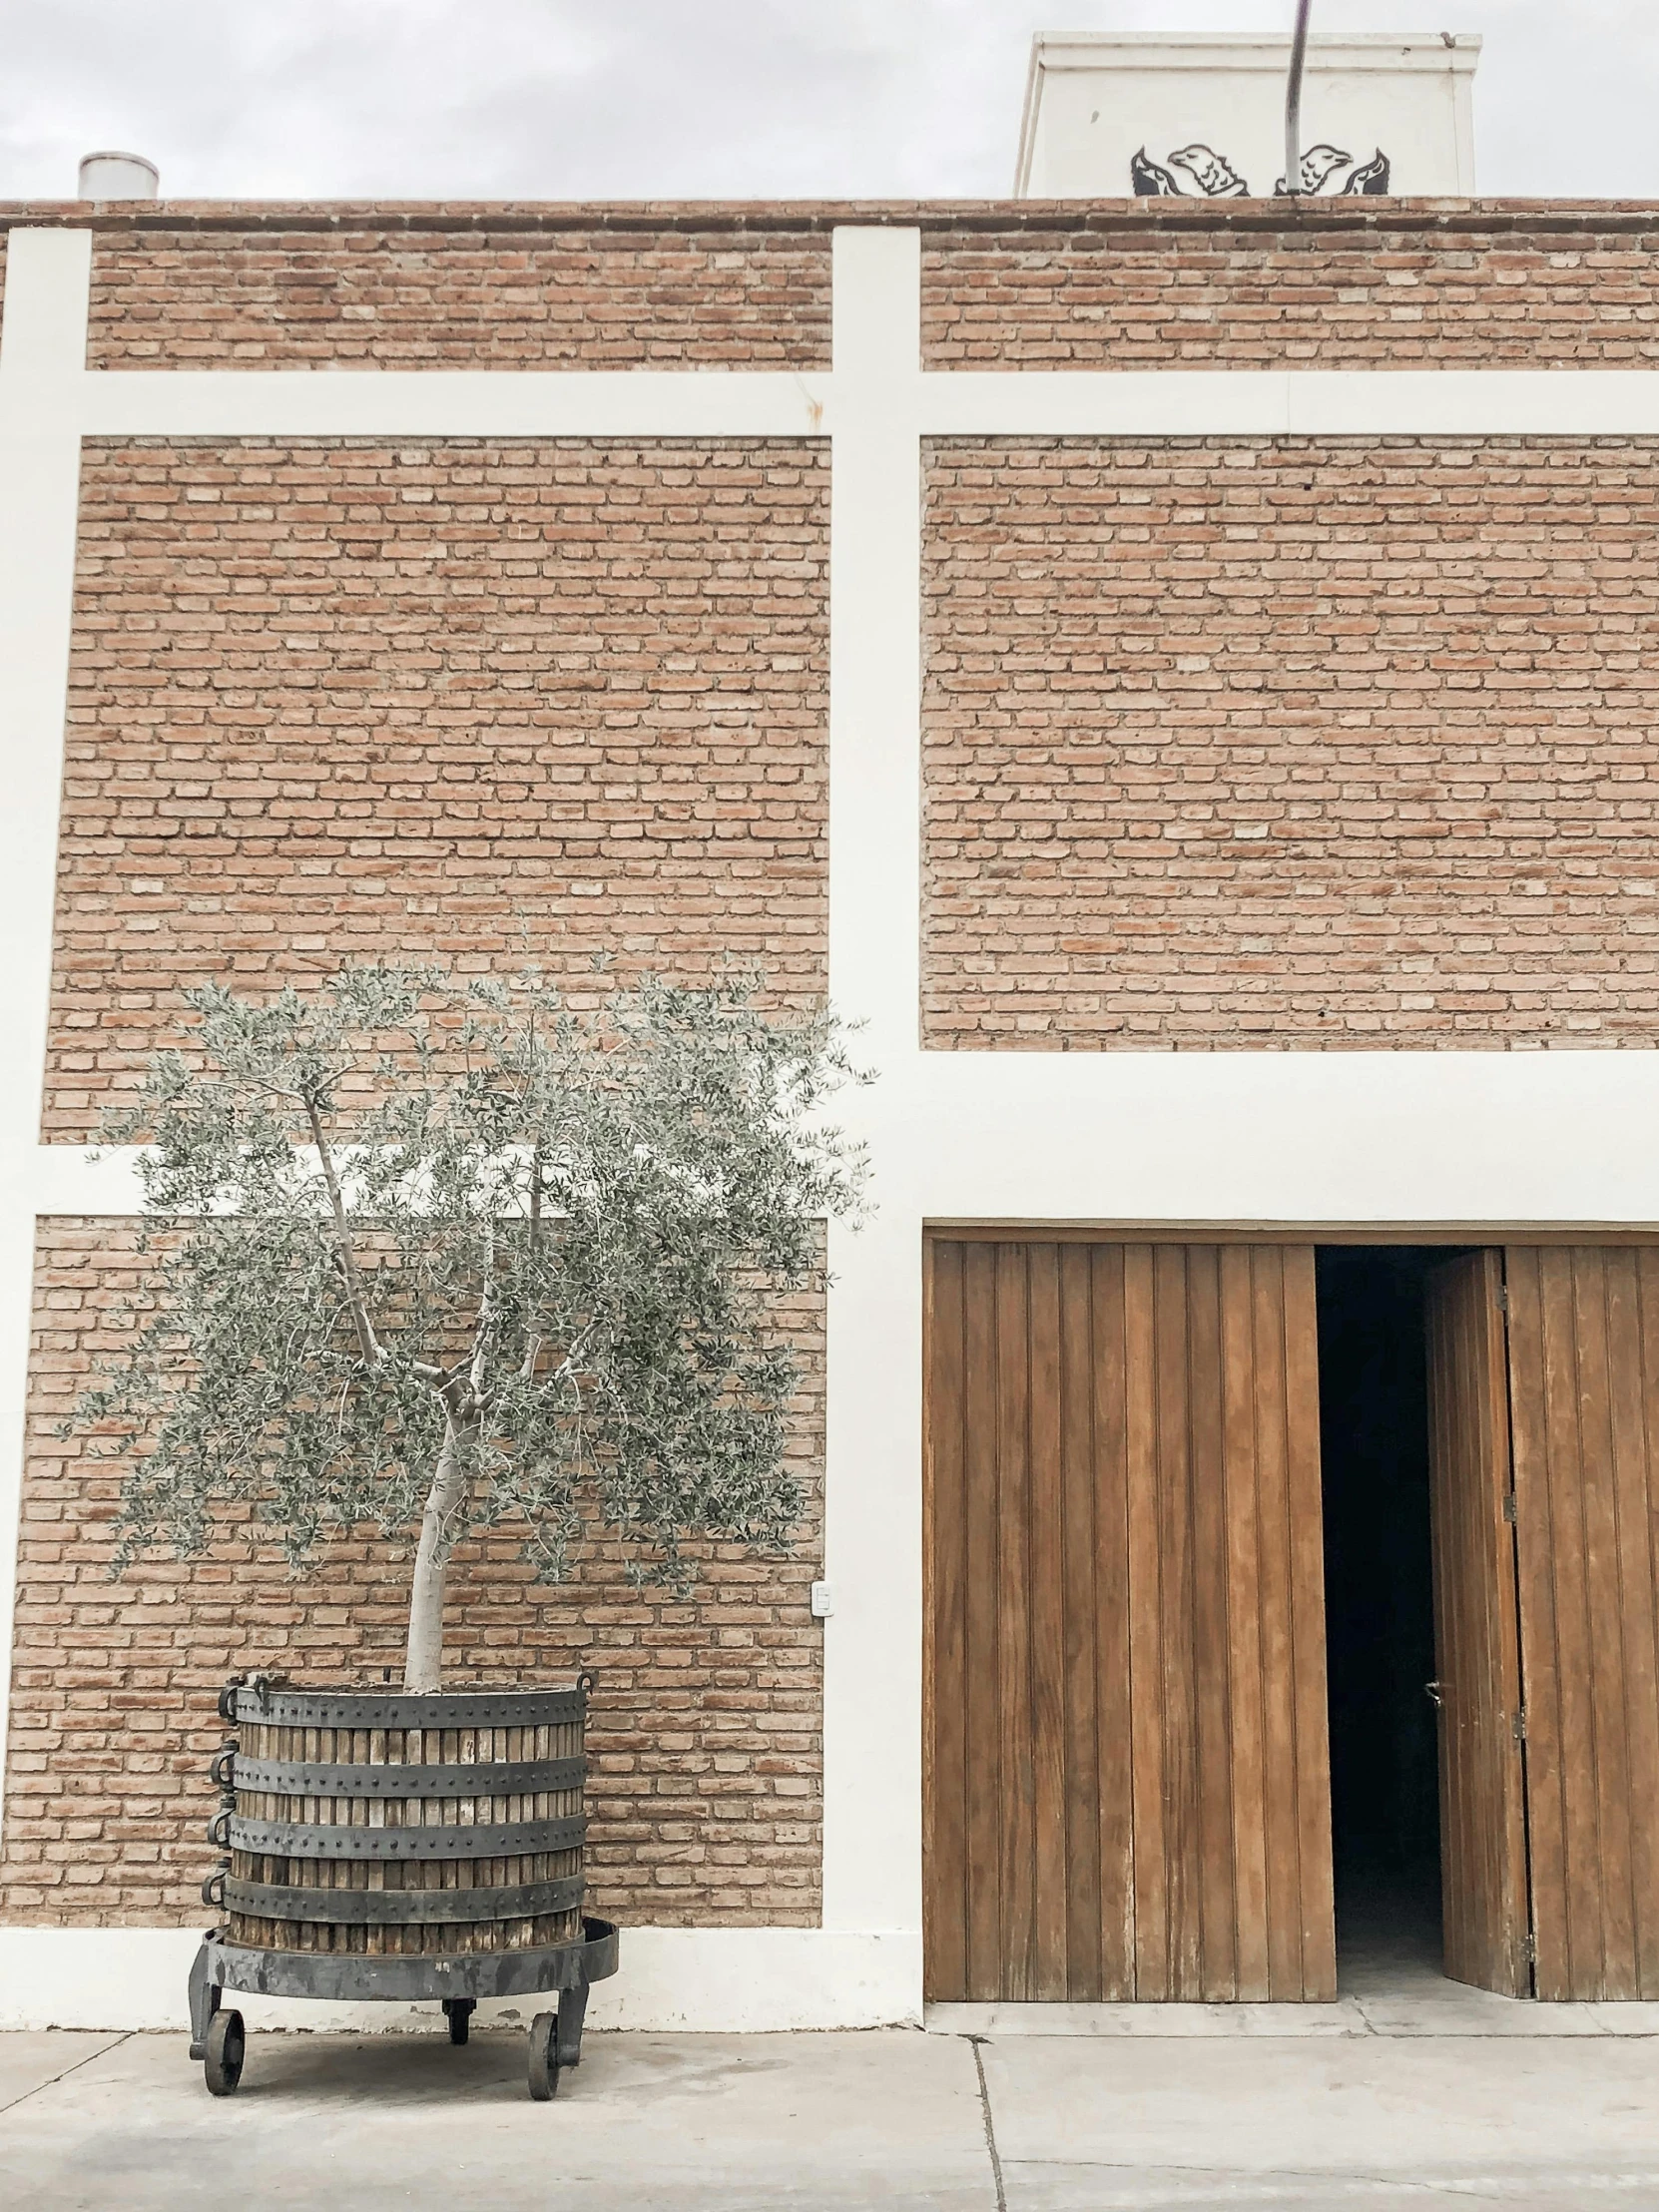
[[1016, 34, 1479, 202]]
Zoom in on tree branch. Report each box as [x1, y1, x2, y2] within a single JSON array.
[[302, 1088, 382, 1367], [518, 1137, 545, 1382], [470, 1224, 496, 1399]]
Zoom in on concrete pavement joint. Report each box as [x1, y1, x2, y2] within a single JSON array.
[[968, 2036, 1006, 2212], [0, 2031, 132, 2119], [999, 2155, 1558, 2200]]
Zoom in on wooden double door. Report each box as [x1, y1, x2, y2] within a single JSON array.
[[924, 1236, 1659, 2003]]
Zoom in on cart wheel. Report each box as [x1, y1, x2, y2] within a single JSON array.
[[527, 2009, 560, 2101], [443, 1998, 473, 2046], [203, 2007, 245, 2096]]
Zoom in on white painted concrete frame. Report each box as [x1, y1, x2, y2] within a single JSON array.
[[8, 223, 1659, 2029]]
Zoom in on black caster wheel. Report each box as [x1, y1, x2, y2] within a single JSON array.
[[443, 1998, 473, 2046], [527, 2009, 560, 2101], [203, 2007, 245, 2096]]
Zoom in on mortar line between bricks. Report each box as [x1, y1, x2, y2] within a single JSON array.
[[968, 2036, 1007, 2212], [0, 2031, 133, 2119]]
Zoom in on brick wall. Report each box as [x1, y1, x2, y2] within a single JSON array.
[[924, 436, 1659, 1049], [924, 209, 1659, 366], [47, 437, 828, 1141], [87, 219, 830, 367], [2, 1222, 824, 1926], [15, 201, 1659, 374], [14, 431, 830, 1926]]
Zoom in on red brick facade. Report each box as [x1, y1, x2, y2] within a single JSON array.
[[3, 1223, 824, 1926], [7, 200, 1659, 1932], [923, 435, 1659, 1049], [47, 437, 828, 1141], [86, 218, 831, 368], [923, 206, 1659, 366]]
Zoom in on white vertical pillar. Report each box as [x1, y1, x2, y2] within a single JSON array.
[[0, 231, 91, 1847], [827, 227, 922, 1061], [822, 229, 925, 1972]]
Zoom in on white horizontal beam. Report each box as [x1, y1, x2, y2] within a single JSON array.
[[920, 369, 1659, 440], [0, 1924, 922, 2031], [51, 366, 1659, 444], [39, 1042, 1659, 1230], [32, 1145, 148, 1215], [846, 1047, 1659, 1231], [76, 369, 830, 441]]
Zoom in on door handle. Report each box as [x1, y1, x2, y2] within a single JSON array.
[[1424, 1681, 1444, 1709]]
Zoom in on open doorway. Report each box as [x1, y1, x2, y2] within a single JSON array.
[[1317, 1247, 1446, 1986]]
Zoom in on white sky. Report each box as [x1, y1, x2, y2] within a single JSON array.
[[0, 1, 1650, 204]]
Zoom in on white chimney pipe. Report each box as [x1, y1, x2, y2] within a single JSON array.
[[78, 151, 160, 201]]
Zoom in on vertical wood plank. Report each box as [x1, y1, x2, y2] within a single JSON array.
[[1504, 1246, 1568, 1994], [1220, 1244, 1270, 2000], [961, 1243, 1001, 1998], [1573, 1250, 1638, 1996], [1186, 1245, 1238, 2000], [1424, 1251, 1529, 1996], [1626, 1251, 1659, 1995], [995, 1243, 1035, 1998], [922, 1239, 968, 2001], [1093, 1243, 1136, 2001], [1536, 1245, 1603, 1995], [1604, 1250, 1659, 1995], [1125, 1242, 1167, 2000], [1283, 1246, 1337, 2001], [1155, 1242, 1200, 1999], [1059, 1242, 1103, 2000], [1253, 1245, 1302, 2000], [1027, 1243, 1069, 1999]]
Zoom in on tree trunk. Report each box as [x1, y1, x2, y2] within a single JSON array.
[[403, 1415, 474, 1692]]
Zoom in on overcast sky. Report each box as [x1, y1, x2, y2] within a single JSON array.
[[0, 1, 1650, 204]]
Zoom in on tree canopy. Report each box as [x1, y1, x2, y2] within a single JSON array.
[[71, 963, 866, 1686]]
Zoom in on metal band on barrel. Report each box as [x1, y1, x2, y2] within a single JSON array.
[[231, 1757, 585, 1800], [229, 1814, 586, 1861], [223, 1874, 585, 1925], [229, 1688, 585, 1730]]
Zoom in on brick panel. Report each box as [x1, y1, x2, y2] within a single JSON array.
[[2, 1221, 824, 1926], [46, 439, 828, 1141], [923, 437, 1659, 1049], [88, 228, 830, 367], [925, 219, 1659, 367]]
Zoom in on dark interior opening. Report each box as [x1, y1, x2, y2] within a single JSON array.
[[1316, 1247, 1446, 1981]]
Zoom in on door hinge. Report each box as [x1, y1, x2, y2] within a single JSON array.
[[1523, 1931, 1537, 1965], [1497, 1284, 1510, 1318], [1502, 1492, 1517, 1524], [1512, 1707, 1528, 1743]]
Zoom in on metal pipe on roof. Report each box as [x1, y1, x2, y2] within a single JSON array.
[[1284, 0, 1315, 196]]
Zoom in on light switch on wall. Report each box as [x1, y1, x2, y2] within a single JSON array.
[[810, 1581, 833, 1619]]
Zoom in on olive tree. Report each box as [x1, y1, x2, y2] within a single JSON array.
[[72, 964, 866, 1691]]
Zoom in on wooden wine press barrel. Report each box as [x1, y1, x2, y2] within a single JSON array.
[[208, 1675, 587, 1956]]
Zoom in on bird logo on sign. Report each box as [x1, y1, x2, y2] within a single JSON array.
[[1131, 142, 1391, 198]]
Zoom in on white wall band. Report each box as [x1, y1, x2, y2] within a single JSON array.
[[0, 231, 94, 1909]]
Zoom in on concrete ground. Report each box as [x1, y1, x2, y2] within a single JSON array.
[[5, 2008, 1659, 2211]]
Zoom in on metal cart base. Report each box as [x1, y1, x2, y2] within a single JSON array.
[[187, 1916, 620, 2099]]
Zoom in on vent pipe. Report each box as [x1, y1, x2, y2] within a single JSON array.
[[1283, 0, 1314, 195], [78, 151, 160, 201]]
